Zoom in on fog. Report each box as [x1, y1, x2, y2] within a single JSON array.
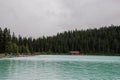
[[0, 0, 120, 37]]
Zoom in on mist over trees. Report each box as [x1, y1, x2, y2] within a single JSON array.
[[0, 25, 120, 55]]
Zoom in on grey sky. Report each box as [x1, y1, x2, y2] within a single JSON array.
[[0, 0, 120, 38]]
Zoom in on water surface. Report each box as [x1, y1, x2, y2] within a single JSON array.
[[0, 55, 120, 80]]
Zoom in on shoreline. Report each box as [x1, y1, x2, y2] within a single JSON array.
[[0, 53, 120, 59], [0, 53, 120, 58], [0, 53, 35, 58]]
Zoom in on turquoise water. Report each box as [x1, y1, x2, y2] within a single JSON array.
[[0, 55, 120, 80]]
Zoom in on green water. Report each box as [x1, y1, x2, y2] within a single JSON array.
[[0, 55, 120, 80]]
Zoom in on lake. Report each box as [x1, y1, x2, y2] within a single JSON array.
[[0, 55, 120, 80]]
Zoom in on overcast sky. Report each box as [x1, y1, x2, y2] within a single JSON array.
[[0, 0, 120, 38]]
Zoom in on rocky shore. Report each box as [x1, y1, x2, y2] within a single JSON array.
[[0, 53, 33, 58]]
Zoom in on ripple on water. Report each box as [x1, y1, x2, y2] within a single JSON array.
[[0, 55, 120, 80]]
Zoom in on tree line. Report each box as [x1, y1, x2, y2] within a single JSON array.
[[0, 25, 120, 55]]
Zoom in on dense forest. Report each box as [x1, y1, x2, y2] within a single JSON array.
[[0, 25, 120, 55]]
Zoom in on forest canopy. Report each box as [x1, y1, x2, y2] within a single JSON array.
[[0, 25, 120, 55]]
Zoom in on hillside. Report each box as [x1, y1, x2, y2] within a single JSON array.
[[0, 25, 120, 55]]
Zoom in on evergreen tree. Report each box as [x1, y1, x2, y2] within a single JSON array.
[[0, 25, 120, 55]]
